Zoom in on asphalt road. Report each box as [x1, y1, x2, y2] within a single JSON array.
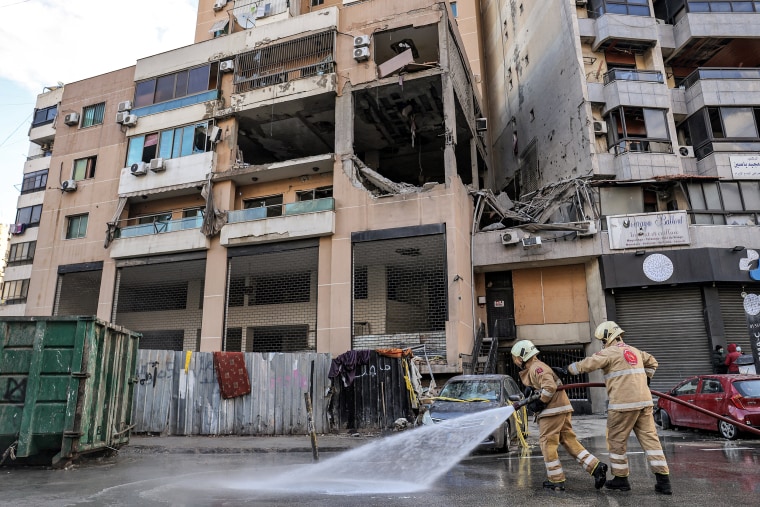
[[2, 427, 758, 506]]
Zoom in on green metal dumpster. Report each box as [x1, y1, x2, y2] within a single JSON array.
[[0, 316, 140, 465]]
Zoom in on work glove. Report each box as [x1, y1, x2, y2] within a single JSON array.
[[523, 386, 534, 398], [527, 399, 546, 414], [647, 376, 651, 386], [563, 364, 575, 375], [552, 366, 568, 376]]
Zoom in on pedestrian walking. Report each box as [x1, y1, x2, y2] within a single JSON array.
[[510, 340, 608, 492], [712, 345, 727, 374], [725, 343, 741, 374], [565, 322, 672, 495]]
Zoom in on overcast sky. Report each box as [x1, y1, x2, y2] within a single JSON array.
[[0, 0, 199, 225]]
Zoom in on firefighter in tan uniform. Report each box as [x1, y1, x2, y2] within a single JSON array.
[[566, 321, 672, 495], [511, 340, 608, 491]]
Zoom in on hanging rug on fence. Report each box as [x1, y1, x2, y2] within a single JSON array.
[[213, 352, 251, 399]]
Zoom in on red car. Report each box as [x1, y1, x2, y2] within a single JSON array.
[[656, 374, 760, 439]]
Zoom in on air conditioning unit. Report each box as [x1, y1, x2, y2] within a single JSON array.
[[149, 158, 165, 172], [574, 220, 598, 237], [354, 35, 370, 48], [122, 114, 138, 127], [10, 223, 26, 235], [61, 179, 77, 192], [354, 47, 370, 62], [116, 111, 130, 124], [593, 121, 608, 135], [521, 236, 542, 248], [208, 126, 222, 143], [501, 229, 521, 245], [576, 0, 588, 5], [213, 0, 227, 11], [130, 162, 148, 176], [117, 100, 132, 113], [677, 145, 695, 158], [64, 113, 79, 126], [476, 118, 488, 132], [220, 60, 235, 73]]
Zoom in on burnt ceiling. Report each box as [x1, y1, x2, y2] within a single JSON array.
[[667, 38, 760, 68]]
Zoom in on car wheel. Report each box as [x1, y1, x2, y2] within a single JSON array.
[[718, 420, 739, 440], [659, 410, 671, 430], [501, 421, 512, 453]]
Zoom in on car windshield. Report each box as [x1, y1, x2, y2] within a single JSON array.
[[733, 380, 760, 398], [438, 380, 500, 402]]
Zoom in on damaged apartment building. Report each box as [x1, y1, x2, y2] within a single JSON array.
[[476, 0, 760, 411], [2, 0, 490, 375]]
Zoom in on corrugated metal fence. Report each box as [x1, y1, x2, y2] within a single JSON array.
[[132, 350, 332, 435]]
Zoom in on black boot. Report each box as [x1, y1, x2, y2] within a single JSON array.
[[605, 475, 631, 491], [592, 462, 608, 490], [655, 473, 672, 495], [543, 480, 565, 491]]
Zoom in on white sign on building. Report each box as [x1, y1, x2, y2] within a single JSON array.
[[730, 155, 760, 179], [607, 211, 690, 250]]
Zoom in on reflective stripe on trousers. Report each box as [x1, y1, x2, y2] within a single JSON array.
[[607, 406, 669, 477], [538, 411, 601, 482]]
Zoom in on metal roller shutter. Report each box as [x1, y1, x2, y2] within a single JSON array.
[[717, 285, 759, 355], [614, 286, 710, 394]]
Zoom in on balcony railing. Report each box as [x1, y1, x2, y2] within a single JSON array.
[[234, 30, 336, 94], [115, 215, 204, 239], [227, 197, 334, 224], [604, 69, 664, 85], [587, 0, 651, 18], [610, 139, 674, 155], [682, 67, 760, 89]]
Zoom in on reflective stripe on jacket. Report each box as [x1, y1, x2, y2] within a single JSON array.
[[568, 340, 656, 412], [519, 358, 573, 419]]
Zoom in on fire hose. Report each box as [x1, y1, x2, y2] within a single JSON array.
[[555, 382, 760, 437]]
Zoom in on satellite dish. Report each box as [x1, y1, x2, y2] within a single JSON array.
[[235, 11, 256, 29]]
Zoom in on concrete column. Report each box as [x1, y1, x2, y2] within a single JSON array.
[[438, 18, 458, 188], [470, 138, 479, 190], [703, 285, 726, 350], [98, 259, 117, 321]]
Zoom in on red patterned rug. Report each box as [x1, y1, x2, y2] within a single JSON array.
[[213, 352, 251, 399]]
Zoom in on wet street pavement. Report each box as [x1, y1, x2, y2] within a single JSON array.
[[2, 420, 759, 506]]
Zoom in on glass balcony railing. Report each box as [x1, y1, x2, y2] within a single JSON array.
[[115, 215, 203, 239], [682, 68, 760, 89], [604, 69, 664, 85], [227, 197, 334, 224]]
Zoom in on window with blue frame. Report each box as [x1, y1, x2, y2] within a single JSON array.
[[134, 63, 218, 109], [126, 122, 212, 166]]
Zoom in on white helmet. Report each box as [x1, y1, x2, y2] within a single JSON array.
[[511, 339, 539, 362], [595, 321, 624, 344]]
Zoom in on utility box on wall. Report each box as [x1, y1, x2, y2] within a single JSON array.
[[0, 316, 140, 465]]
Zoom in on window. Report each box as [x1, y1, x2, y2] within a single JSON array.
[[21, 170, 48, 194], [673, 378, 698, 396], [451, 2, 458, 16], [15, 204, 43, 227], [311, 0, 324, 5], [682, 106, 760, 159], [589, 0, 651, 17], [7, 241, 36, 265], [296, 186, 333, 201], [66, 214, 89, 239], [32, 105, 57, 127], [686, 180, 760, 225], [1, 279, 29, 305], [72, 156, 97, 181], [606, 107, 671, 155], [134, 64, 218, 108], [81, 103, 105, 128], [127, 122, 212, 166], [244, 195, 283, 217], [700, 379, 724, 394]]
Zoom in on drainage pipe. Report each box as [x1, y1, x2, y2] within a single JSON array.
[[557, 382, 760, 437]]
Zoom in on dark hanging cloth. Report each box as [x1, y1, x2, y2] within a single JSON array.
[[213, 352, 251, 399], [328, 349, 372, 387]]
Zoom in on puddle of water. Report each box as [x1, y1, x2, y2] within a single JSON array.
[[221, 405, 515, 495]]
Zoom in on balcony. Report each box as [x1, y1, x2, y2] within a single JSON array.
[[598, 145, 682, 179], [578, 13, 658, 52], [601, 70, 670, 113], [221, 197, 335, 246], [117, 152, 213, 198], [110, 215, 209, 259], [670, 11, 760, 58], [682, 68, 760, 115]]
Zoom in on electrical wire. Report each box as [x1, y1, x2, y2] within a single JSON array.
[[0, 112, 32, 149]]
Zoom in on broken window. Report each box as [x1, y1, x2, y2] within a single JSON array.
[[126, 122, 212, 166], [606, 106, 671, 155], [244, 194, 283, 217], [296, 186, 333, 201]]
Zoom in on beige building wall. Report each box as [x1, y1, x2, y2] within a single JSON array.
[[25, 68, 136, 318]]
